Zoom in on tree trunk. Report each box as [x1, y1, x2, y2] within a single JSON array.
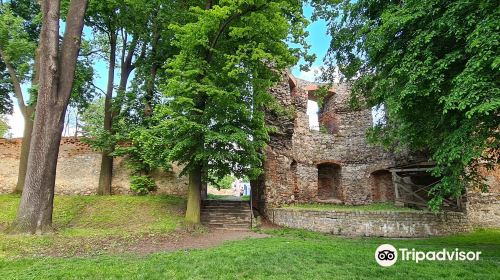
[[201, 181, 208, 200], [14, 43, 41, 194], [185, 165, 202, 225], [144, 23, 160, 118], [12, 0, 88, 234], [14, 106, 34, 193], [98, 33, 136, 195], [97, 32, 116, 195], [144, 62, 158, 118], [0, 45, 39, 194], [185, 0, 213, 224]]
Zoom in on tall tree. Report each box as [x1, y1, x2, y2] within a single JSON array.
[[154, 0, 313, 224], [312, 0, 500, 209], [0, 1, 95, 193], [0, 2, 38, 193], [86, 0, 202, 195], [11, 0, 88, 233], [85, 0, 153, 195]]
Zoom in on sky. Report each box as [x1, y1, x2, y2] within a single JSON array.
[[5, 5, 331, 137]]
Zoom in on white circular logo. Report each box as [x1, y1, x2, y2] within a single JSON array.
[[375, 244, 398, 267]]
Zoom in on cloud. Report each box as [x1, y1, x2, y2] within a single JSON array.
[[296, 66, 322, 82]]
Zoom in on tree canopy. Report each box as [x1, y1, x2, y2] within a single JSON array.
[[312, 0, 500, 208], [143, 0, 313, 223], [157, 0, 312, 180]]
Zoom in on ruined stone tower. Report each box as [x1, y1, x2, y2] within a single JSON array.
[[252, 72, 395, 213]]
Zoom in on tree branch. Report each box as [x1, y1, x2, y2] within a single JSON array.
[[0, 49, 27, 117], [124, 35, 138, 70], [130, 41, 146, 71], [57, 0, 89, 103], [90, 81, 106, 96], [80, 49, 105, 57], [120, 29, 127, 67], [208, 4, 267, 60]]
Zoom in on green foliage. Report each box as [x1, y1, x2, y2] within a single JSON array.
[[8, 0, 41, 42], [80, 98, 115, 151], [69, 53, 97, 110], [313, 0, 500, 209], [211, 174, 236, 190], [82, 0, 198, 184], [153, 0, 313, 183], [318, 124, 328, 134], [115, 128, 172, 174], [0, 1, 40, 114], [130, 175, 157, 196], [0, 1, 94, 115], [0, 114, 9, 137], [0, 61, 13, 114], [0, 5, 36, 80], [313, 86, 329, 109]]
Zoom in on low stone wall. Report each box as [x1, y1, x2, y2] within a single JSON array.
[[267, 208, 471, 237], [0, 137, 188, 196], [467, 192, 500, 228]]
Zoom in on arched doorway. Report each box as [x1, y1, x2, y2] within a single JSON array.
[[317, 163, 341, 201], [370, 170, 394, 202]]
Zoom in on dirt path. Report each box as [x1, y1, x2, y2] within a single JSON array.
[[122, 229, 269, 255]]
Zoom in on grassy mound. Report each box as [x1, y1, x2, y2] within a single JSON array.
[[0, 195, 185, 258]]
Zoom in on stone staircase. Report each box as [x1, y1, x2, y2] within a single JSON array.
[[201, 200, 252, 230]]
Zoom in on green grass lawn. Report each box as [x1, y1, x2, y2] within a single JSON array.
[[0, 195, 499, 279], [283, 202, 423, 212], [0, 194, 185, 258], [0, 228, 498, 279]]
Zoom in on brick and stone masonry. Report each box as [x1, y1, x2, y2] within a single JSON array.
[[252, 73, 395, 213], [252, 72, 499, 231], [0, 137, 188, 196], [0, 73, 498, 234], [268, 208, 471, 237]]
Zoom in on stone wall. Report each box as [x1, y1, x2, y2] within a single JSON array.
[[0, 137, 188, 196], [254, 73, 395, 212], [256, 73, 498, 232], [467, 193, 500, 228], [268, 208, 471, 237], [370, 170, 394, 202], [466, 166, 500, 228]]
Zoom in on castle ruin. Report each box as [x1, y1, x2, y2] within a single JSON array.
[[252, 73, 397, 212]]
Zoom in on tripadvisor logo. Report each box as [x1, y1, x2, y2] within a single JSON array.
[[375, 244, 398, 267], [375, 244, 482, 267]]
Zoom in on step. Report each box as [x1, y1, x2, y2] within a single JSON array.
[[202, 205, 250, 208], [201, 217, 251, 221], [201, 216, 251, 221], [207, 227, 251, 231], [201, 210, 251, 213], [201, 217, 250, 221], [201, 219, 251, 223], [202, 201, 250, 206], [200, 200, 252, 229], [203, 223, 251, 228]]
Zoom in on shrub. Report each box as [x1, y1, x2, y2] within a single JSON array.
[[130, 175, 157, 195]]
